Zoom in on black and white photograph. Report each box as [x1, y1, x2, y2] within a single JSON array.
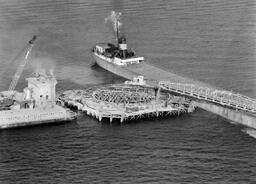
[[0, 0, 255, 183]]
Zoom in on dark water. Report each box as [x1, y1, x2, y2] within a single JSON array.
[[0, 0, 256, 183]]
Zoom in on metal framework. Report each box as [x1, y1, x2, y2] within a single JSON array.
[[8, 36, 36, 91], [159, 81, 256, 113], [93, 89, 155, 104], [58, 85, 195, 123]]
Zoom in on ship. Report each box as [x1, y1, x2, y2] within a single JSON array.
[[92, 36, 144, 66], [0, 36, 77, 129], [91, 17, 147, 82], [91, 12, 211, 88]]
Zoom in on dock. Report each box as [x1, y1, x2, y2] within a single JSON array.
[[58, 83, 195, 123], [99, 61, 256, 128]]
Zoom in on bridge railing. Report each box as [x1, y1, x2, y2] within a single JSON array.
[[159, 81, 256, 113]]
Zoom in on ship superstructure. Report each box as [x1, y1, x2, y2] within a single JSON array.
[[92, 36, 144, 66], [92, 11, 144, 66]]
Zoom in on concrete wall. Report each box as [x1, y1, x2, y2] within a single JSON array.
[[194, 101, 256, 129]]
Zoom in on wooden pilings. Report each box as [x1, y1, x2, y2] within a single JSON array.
[[58, 84, 194, 124]]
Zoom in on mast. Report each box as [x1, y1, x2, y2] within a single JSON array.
[[116, 20, 119, 46]]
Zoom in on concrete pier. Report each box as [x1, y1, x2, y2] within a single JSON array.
[[194, 101, 256, 128], [94, 58, 256, 129], [158, 81, 256, 129]]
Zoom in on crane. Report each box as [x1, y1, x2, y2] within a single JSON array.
[[8, 35, 37, 92]]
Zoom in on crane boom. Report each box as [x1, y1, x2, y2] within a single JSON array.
[[8, 36, 37, 91]]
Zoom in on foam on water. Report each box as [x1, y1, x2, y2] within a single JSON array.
[[243, 128, 256, 139]]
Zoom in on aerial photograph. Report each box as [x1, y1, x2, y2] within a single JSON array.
[[0, 0, 255, 183]]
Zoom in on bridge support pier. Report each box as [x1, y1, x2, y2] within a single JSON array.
[[194, 101, 256, 129]]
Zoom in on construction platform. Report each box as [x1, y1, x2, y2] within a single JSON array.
[[57, 83, 195, 123]]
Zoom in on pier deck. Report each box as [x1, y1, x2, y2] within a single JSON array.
[[95, 59, 256, 128], [58, 84, 195, 123]]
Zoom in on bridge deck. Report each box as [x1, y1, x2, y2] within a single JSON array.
[[159, 81, 256, 113], [95, 60, 256, 114]]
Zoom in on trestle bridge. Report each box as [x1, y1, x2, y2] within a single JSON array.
[[157, 81, 256, 129], [159, 81, 256, 114]]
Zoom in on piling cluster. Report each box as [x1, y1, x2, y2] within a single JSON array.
[[58, 84, 195, 123]]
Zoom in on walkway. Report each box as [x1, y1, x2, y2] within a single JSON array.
[[159, 81, 256, 113]]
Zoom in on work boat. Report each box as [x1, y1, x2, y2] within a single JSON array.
[[92, 36, 144, 67]]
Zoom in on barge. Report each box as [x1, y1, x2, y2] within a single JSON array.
[[0, 72, 76, 129]]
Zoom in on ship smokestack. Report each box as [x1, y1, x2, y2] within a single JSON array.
[[118, 36, 127, 58]]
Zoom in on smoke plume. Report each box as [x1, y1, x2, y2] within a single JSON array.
[[105, 11, 123, 36], [31, 57, 56, 76]]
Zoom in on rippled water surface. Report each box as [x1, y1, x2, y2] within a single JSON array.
[[0, 0, 256, 183]]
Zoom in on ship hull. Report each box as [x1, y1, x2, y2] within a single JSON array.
[[93, 54, 136, 80], [0, 105, 76, 129]]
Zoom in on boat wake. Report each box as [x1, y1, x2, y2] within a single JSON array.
[[242, 128, 256, 138]]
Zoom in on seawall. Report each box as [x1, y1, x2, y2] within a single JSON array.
[[194, 101, 256, 129]]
